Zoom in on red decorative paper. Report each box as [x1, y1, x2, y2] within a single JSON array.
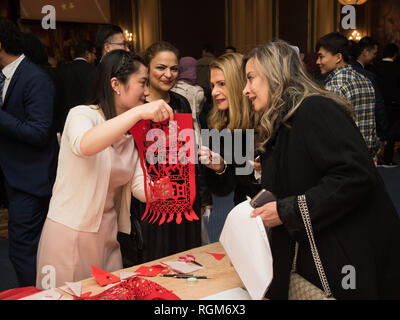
[[134, 265, 169, 277], [130, 114, 198, 225], [91, 265, 121, 286], [74, 277, 180, 300], [206, 252, 226, 261]]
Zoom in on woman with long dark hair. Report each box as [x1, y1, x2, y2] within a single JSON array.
[[36, 50, 173, 288]]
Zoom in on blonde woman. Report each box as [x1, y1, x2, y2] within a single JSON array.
[[199, 53, 261, 205], [244, 40, 400, 299]]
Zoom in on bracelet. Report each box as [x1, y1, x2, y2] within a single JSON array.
[[215, 162, 227, 175]]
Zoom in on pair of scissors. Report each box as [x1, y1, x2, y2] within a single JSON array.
[[178, 254, 203, 267]]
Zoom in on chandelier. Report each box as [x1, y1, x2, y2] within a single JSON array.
[[338, 0, 368, 5]]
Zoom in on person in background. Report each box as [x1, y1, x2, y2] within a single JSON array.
[[0, 17, 59, 287], [199, 53, 261, 205], [197, 44, 215, 129], [349, 37, 388, 148], [224, 46, 237, 54], [95, 24, 130, 62], [36, 50, 174, 288], [376, 43, 400, 167], [244, 40, 400, 299], [171, 56, 204, 145], [316, 32, 379, 162], [54, 40, 97, 134]]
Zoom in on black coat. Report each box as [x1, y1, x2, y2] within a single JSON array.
[[261, 95, 400, 300]]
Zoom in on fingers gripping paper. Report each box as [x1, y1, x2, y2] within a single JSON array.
[[130, 114, 198, 225], [219, 199, 273, 300]]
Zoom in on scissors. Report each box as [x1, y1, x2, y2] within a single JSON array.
[[178, 254, 203, 267]]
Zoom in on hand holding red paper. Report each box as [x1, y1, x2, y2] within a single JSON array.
[[136, 99, 174, 122]]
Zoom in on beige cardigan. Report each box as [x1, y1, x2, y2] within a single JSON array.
[[47, 105, 146, 234]]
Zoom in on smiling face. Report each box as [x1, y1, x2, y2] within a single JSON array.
[[210, 67, 229, 111], [113, 63, 149, 115], [316, 47, 342, 74], [148, 51, 179, 93], [243, 58, 270, 112]]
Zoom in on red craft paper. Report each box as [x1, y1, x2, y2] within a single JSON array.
[[91, 266, 121, 286], [80, 292, 92, 298], [74, 277, 180, 300], [206, 252, 226, 261], [134, 265, 169, 277], [130, 114, 198, 225]]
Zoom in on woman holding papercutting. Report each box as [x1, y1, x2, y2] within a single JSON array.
[[127, 41, 212, 265], [244, 40, 400, 299], [36, 50, 174, 289], [199, 53, 261, 205]]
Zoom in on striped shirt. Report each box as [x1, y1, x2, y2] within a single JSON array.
[[325, 64, 378, 157]]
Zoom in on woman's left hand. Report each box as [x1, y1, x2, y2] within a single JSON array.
[[251, 201, 283, 227]]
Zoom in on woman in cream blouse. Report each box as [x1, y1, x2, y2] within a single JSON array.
[[36, 50, 174, 289]]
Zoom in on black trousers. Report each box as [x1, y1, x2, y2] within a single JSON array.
[[5, 182, 50, 287], [384, 106, 400, 163]]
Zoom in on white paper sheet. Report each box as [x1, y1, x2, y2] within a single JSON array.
[[162, 261, 203, 274], [219, 199, 273, 300], [200, 287, 252, 300]]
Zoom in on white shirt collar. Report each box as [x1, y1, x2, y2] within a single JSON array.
[[1, 54, 25, 80], [73, 57, 88, 62], [356, 60, 365, 68]]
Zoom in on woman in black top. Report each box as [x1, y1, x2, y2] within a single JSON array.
[[243, 40, 400, 299], [125, 42, 211, 265], [199, 53, 261, 205]]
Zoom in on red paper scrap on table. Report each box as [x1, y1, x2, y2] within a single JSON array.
[[74, 277, 180, 300], [134, 265, 170, 277], [130, 114, 198, 225], [91, 266, 121, 286], [206, 252, 226, 261]]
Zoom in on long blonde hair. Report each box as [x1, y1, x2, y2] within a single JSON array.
[[243, 40, 353, 151], [208, 53, 258, 130]]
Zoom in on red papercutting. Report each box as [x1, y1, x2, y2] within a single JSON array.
[[91, 266, 121, 286], [130, 114, 198, 225], [74, 277, 180, 300], [206, 252, 226, 261]]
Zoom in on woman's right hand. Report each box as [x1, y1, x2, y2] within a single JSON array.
[[136, 99, 174, 122], [198, 145, 225, 172]]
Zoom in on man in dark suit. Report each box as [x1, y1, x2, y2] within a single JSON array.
[[376, 43, 400, 166], [350, 37, 389, 148], [0, 17, 59, 286], [54, 40, 96, 134]]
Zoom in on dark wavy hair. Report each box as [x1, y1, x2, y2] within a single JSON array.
[[144, 41, 180, 66], [316, 32, 351, 63], [87, 50, 146, 120], [0, 17, 24, 56]]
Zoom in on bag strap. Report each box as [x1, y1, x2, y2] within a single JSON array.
[[291, 194, 333, 298]]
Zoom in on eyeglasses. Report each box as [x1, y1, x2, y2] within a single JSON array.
[[107, 41, 129, 49]]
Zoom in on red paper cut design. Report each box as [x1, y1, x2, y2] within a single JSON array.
[[206, 252, 226, 261], [130, 114, 198, 225], [134, 265, 169, 277], [91, 266, 121, 286], [74, 277, 180, 300]]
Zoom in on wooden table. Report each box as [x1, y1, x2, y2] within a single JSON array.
[[56, 242, 245, 300]]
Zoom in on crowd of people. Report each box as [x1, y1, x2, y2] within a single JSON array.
[[1, 16, 400, 299]]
